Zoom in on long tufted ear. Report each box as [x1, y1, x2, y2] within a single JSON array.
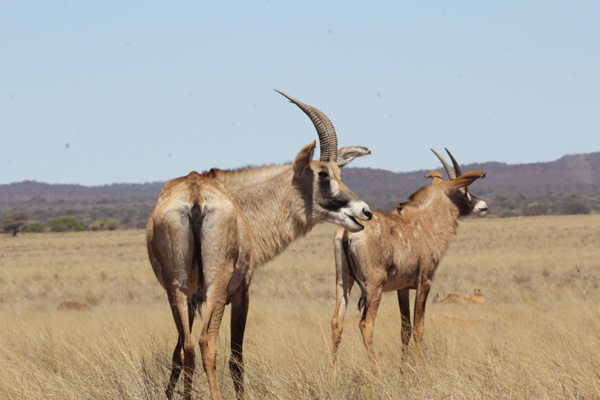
[[448, 171, 486, 190], [292, 141, 316, 178], [336, 146, 371, 168]]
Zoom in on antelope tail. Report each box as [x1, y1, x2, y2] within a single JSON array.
[[190, 201, 204, 315], [342, 234, 368, 311]]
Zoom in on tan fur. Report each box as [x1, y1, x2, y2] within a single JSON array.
[[57, 301, 91, 311], [147, 94, 372, 400], [465, 289, 486, 304], [437, 289, 486, 304], [331, 156, 487, 372]]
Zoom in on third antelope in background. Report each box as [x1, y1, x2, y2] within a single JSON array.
[[330, 148, 488, 371]]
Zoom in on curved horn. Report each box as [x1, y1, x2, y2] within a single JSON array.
[[312, 108, 338, 162], [275, 90, 330, 162], [445, 148, 463, 177], [430, 148, 456, 180]]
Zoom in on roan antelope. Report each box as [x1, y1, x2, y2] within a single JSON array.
[[436, 288, 486, 304], [330, 149, 488, 369], [147, 91, 373, 400], [57, 301, 91, 311]]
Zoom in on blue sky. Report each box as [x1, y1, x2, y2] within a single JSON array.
[[2, 1, 599, 186]]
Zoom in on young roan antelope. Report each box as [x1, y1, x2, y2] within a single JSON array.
[[147, 91, 373, 400], [330, 149, 488, 368], [436, 288, 486, 304]]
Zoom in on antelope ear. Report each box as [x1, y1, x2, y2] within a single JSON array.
[[448, 171, 486, 190], [293, 141, 316, 178], [425, 171, 443, 185], [336, 146, 371, 168]]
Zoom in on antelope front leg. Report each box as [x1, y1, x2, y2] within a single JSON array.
[[359, 286, 383, 375], [331, 253, 353, 367], [397, 288, 412, 359], [229, 284, 249, 400], [413, 278, 432, 362]]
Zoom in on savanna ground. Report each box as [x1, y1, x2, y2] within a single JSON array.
[[1, 214, 599, 399]]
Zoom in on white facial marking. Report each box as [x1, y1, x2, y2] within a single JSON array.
[[321, 165, 371, 232], [473, 200, 489, 216]]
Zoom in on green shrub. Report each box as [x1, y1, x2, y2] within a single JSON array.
[[561, 201, 590, 215], [89, 220, 118, 231], [522, 203, 548, 216], [50, 217, 87, 232], [23, 222, 46, 233]]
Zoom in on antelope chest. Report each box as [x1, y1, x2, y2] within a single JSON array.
[[383, 266, 419, 292]]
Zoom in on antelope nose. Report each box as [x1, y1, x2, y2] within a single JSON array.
[[364, 209, 373, 220]]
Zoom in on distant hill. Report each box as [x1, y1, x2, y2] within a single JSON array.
[[0, 181, 165, 203], [1, 152, 599, 230], [340, 152, 600, 212], [3, 152, 600, 202]]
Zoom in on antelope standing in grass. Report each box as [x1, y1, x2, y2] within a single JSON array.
[[330, 149, 488, 369], [147, 91, 373, 400]]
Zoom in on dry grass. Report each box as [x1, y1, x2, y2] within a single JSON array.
[[1, 215, 599, 399]]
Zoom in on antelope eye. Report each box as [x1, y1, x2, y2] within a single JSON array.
[[318, 171, 329, 179]]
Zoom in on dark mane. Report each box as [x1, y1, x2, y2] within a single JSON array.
[[392, 185, 429, 214], [201, 163, 284, 176]]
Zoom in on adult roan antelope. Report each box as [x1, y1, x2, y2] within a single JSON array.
[[330, 149, 488, 370], [147, 90, 373, 400]]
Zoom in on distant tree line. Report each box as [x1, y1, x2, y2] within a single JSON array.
[[1, 189, 598, 236], [0, 196, 155, 235], [486, 193, 595, 218], [2, 212, 120, 235]]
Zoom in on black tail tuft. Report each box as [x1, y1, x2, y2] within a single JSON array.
[[342, 234, 368, 312], [190, 202, 204, 315], [358, 293, 367, 311]]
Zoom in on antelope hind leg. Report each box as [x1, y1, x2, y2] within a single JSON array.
[[413, 278, 432, 363], [166, 302, 196, 399], [229, 283, 250, 400]]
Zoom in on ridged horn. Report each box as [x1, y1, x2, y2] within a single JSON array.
[[275, 89, 331, 161], [312, 108, 338, 162], [445, 148, 463, 177], [431, 148, 456, 180]]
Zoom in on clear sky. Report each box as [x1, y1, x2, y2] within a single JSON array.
[[2, 1, 599, 186]]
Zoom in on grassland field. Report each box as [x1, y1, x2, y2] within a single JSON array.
[[0, 214, 599, 399]]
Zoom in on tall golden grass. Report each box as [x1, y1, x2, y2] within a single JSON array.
[[1, 215, 599, 399]]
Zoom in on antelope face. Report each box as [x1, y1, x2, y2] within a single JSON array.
[[470, 194, 489, 216], [295, 161, 373, 232], [309, 161, 372, 232], [432, 148, 489, 218], [457, 189, 489, 217]]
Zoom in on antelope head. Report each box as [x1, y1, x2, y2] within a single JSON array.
[[431, 148, 489, 217], [276, 90, 373, 232]]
